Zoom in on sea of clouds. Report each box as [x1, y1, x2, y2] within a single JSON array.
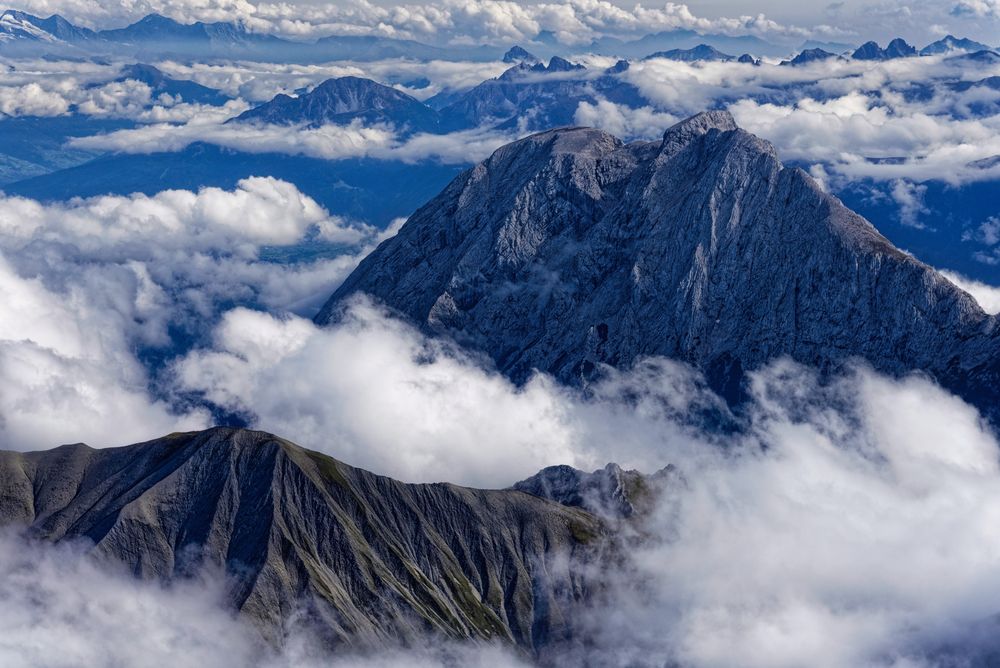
[[2, 10, 1000, 665], [1, 171, 999, 666]]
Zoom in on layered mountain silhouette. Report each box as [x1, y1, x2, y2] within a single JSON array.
[[112, 63, 230, 105], [431, 60, 644, 132], [233, 76, 441, 133], [643, 43, 735, 62], [0, 427, 612, 652], [920, 34, 993, 55], [780, 47, 839, 65], [318, 111, 1000, 424], [851, 38, 916, 60], [0, 11, 506, 61]]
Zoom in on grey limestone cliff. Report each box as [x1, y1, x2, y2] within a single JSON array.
[[317, 111, 1000, 423]]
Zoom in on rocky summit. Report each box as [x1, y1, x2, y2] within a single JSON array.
[[318, 111, 1000, 423], [0, 428, 609, 654]]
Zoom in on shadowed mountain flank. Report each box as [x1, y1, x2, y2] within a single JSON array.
[[0, 428, 608, 653]]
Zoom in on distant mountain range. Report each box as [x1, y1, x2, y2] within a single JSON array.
[[233, 76, 441, 134], [110, 62, 231, 105], [920, 34, 993, 55], [318, 112, 1000, 425], [4, 51, 998, 284], [3, 7, 998, 63], [0, 9, 504, 61], [643, 44, 740, 62], [852, 38, 917, 60]]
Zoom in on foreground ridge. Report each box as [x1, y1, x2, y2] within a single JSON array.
[[0, 427, 610, 652]]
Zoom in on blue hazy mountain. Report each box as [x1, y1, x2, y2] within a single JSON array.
[[3, 142, 462, 227], [436, 58, 645, 132], [643, 44, 735, 62], [96, 13, 285, 48], [310, 33, 502, 62], [799, 39, 854, 53], [0, 10, 507, 62], [589, 28, 783, 58], [781, 48, 838, 65], [852, 38, 916, 60], [0, 9, 95, 41], [946, 50, 1000, 64], [112, 63, 230, 105], [0, 115, 132, 184], [233, 76, 441, 133], [502, 45, 539, 64], [920, 35, 993, 55]]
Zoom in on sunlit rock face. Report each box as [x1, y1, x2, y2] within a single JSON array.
[[319, 111, 1000, 422]]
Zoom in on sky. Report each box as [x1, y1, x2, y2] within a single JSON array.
[[7, 0, 1000, 48]]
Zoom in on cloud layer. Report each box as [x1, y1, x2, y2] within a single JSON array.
[[0, 529, 530, 667], [7, 0, 1000, 48], [8, 309, 1000, 666], [0, 58, 247, 120], [0, 178, 376, 450], [11, 0, 824, 44], [69, 117, 521, 164], [559, 361, 1000, 667]]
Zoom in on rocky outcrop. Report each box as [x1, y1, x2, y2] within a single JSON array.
[[852, 38, 916, 60], [503, 45, 539, 65], [0, 427, 607, 653], [513, 463, 677, 518], [318, 111, 1000, 424]]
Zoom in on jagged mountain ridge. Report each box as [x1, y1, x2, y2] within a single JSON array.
[[318, 111, 1000, 424], [851, 38, 917, 60], [233, 76, 440, 133], [643, 43, 735, 62], [920, 35, 994, 55], [0, 10, 506, 61], [434, 59, 645, 132], [0, 427, 608, 653], [513, 463, 677, 518]]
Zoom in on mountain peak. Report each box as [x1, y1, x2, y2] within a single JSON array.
[[782, 47, 837, 65], [233, 75, 440, 132], [662, 109, 738, 141], [513, 462, 676, 518], [502, 44, 539, 64], [318, 111, 999, 421], [644, 43, 735, 62], [853, 38, 916, 60], [920, 34, 992, 55], [546, 55, 584, 72]]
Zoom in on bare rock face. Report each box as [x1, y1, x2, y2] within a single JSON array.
[[512, 463, 676, 519], [0, 428, 606, 653], [317, 111, 1000, 424]]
